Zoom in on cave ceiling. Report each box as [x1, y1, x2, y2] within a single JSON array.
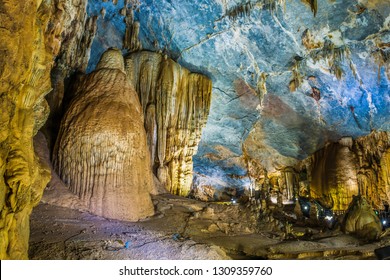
[[86, 0, 390, 191]]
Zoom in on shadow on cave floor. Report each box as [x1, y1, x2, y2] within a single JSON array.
[[29, 193, 390, 260]]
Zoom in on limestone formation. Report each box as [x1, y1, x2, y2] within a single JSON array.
[[299, 132, 390, 211], [44, 0, 97, 149], [0, 0, 61, 259], [354, 131, 390, 209], [343, 195, 382, 241], [309, 137, 359, 211], [123, 7, 142, 52], [54, 49, 154, 221], [125, 51, 212, 196], [243, 130, 390, 214]]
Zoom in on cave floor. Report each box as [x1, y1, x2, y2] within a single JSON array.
[[29, 194, 390, 260]]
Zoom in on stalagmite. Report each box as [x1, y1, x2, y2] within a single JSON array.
[[54, 49, 154, 221], [343, 195, 382, 241], [124, 7, 142, 52], [126, 51, 212, 196]]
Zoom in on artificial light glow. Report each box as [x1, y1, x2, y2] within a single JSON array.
[[304, 206, 308, 210], [383, 220, 387, 225], [325, 216, 333, 221]]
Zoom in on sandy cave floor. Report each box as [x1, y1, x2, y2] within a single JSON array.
[[29, 193, 390, 260], [29, 134, 390, 260]]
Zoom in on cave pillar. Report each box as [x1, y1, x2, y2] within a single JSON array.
[[125, 51, 212, 196]]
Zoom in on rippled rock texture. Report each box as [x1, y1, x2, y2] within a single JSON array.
[[54, 49, 155, 221], [0, 0, 77, 259], [125, 51, 212, 196]]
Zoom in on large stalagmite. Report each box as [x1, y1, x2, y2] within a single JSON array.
[[54, 49, 154, 221], [125, 51, 212, 196]]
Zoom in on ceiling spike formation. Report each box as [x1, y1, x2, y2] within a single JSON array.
[[125, 51, 212, 196], [302, 0, 318, 17], [124, 6, 142, 52], [310, 39, 351, 80], [225, 0, 318, 23], [224, 0, 287, 22], [372, 37, 390, 80]]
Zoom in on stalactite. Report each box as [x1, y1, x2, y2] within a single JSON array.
[[124, 7, 142, 52], [54, 49, 155, 221], [289, 58, 304, 92], [256, 72, 267, 107], [310, 39, 351, 80], [372, 38, 390, 80], [125, 51, 212, 196], [301, 0, 318, 17]]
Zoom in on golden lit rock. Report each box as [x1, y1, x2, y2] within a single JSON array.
[[310, 138, 359, 211], [0, 0, 56, 259], [343, 195, 382, 241]]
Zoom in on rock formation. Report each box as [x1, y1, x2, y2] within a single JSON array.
[[54, 49, 154, 221], [243, 130, 390, 215], [343, 195, 382, 241], [307, 131, 390, 211], [125, 51, 212, 196], [309, 137, 359, 211], [43, 0, 97, 149], [0, 0, 62, 259]]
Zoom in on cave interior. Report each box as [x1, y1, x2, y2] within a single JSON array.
[[1, 0, 390, 260]]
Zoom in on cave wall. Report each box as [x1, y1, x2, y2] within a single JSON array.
[[0, 0, 59, 259], [0, 0, 98, 259], [125, 51, 212, 196]]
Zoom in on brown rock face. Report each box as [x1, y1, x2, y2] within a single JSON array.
[[54, 49, 154, 221], [126, 51, 212, 196], [343, 195, 382, 241]]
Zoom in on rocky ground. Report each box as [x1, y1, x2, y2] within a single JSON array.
[[29, 193, 390, 260]]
